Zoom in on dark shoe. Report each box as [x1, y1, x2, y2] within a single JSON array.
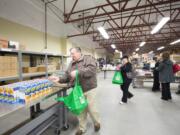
[[152, 89, 160, 92], [161, 97, 168, 101], [94, 123, 100, 132], [168, 97, 172, 100], [128, 95, 133, 99], [176, 91, 180, 95], [75, 129, 83, 135]]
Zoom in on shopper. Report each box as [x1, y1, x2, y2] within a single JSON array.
[[49, 47, 100, 135], [119, 56, 134, 104], [152, 57, 160, 92], [157, 52, 175, 101]]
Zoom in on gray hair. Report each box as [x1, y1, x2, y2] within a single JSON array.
[[70, 47, 81, 53]]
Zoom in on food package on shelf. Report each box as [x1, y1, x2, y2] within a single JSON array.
[[0, 39, 8, 49], [23, 67, 38, 73], [0, 79, 53, 104], [8, 41, 19, 50]]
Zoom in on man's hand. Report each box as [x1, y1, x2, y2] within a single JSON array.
[[70, 70, 77, 78], [48, 75, 60, 83]]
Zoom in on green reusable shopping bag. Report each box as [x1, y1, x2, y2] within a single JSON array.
[[55, 70, 88, 115], [112, 71, 124, 84]]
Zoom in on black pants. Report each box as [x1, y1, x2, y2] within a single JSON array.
[[152, 73, 160, 91], [161, 83, 171, 100], [120, 82, 133, 103]]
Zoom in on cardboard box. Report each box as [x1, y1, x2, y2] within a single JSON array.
[[23, 67, 38, 73], [0, 56, 17, 70], [10, 70, 18, 76], [0, 39, 8, 48], [10, 63, 18, 70], [2, 70, 11, 77], [37, 66, 46, 72], [0, 70, 3, 77]]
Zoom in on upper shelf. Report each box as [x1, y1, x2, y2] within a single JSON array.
[[0, 48, 19, 54], [0, 75, 19, 82], [0, 70, 63, 82], [0, 49, 66, 57]]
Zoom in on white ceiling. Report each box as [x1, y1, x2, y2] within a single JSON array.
[[0, 0, 101, 50], [0, 0, 179, 53]]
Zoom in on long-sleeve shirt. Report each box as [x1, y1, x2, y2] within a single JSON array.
[[120, 62, 133, 83]]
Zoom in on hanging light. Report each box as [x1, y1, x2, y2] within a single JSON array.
[[111, 44, 116, 49], [139, 42, 146, 47], [157, 46, 165, 50], [170, 39, 180, 45], [97, 26, 109, 39], [151, 17, 170, 34], [115, 49, 119, 53], [136, 48, 140, 52], [149, 51, 154, 54]]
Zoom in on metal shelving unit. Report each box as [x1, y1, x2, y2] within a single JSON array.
[[0, 49, 66, 82], [0, 75, 19, 82]]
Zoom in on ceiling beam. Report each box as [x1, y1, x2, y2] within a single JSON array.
[[91, 7, 180, 24], [146, 0, 180, 37], [64, 0, 78, 22], [84, 7, 100, 33], [64, 0, 179, 23], [67, 19, 180, 38], [106, 0, 118, 12]]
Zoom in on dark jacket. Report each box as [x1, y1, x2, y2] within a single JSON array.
[[120, 62, 133, 83], [157, 59, 175, 83], [59, 55, 97, 93], [153, 61, 159, 78]]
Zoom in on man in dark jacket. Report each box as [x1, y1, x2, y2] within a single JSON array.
[[119, 56, 134, 104], [49, 47, 100, 135], [157, 52, 175, 100]]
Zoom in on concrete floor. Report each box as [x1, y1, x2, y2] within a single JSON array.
[[0, 72, 180, 135]]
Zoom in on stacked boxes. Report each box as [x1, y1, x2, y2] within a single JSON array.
[[0, 56, 18, 77], [23, 67, 38, 73], [0, 79, 53, 104], [37, 66, 46, 72]]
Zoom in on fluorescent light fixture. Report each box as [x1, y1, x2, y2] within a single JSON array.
[[170, 39, 180, 45], [111, 44, 116, 49], [157, 46, 165, 50], [151, 17, 170, 34], [97, 26, 109, 39], [115, 49, 119, 53], [139, 42, 146, 47], [149, 51, 154, 54], [136, 48, 140, 51]]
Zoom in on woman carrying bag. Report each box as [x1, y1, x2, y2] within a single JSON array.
[[119, 56, 134, 104]]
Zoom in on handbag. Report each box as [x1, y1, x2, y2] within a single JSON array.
[[112, 71, 124, 84], [55, 70, 88, 115]]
